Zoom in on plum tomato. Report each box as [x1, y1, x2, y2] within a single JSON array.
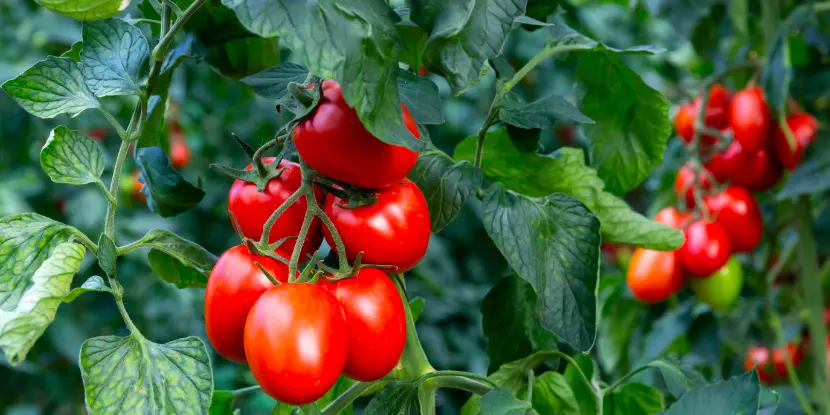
[[729, 87, 772, 153], [772, 113, 819, 170], [653, 206, 691, 229], [674, 163, 713, 208], [626, 248, 685, 303], [679, 220, 732, 278], [704, 186, 763, 253]]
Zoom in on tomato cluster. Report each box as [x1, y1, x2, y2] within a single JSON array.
[[205, 80, 430, 405]]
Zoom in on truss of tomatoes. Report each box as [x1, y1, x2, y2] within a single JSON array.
[[205, 80, 431, 405]]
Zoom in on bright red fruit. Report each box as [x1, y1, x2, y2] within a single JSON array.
[[228, 158, 323, 260], [293, 80, 420, 189], [626, 248, 685, 303], [744, 344, 804, 385], [737, 147, 782, 192], [204, 245, 289, 363], [653, 206, 691, 229], [318, 268, 406, 381], [704, 186, 763, 253], [729, 87, 772, 153], [674, 85, 731, 145], [674, 104, 696, 143], [705, 141, 746, 183], [772, 113, 819, 170], [679, 220, 732, 278], [170, 131, 192, 169], [674, 164, 712, 208], [244, 283, 348, 405], [324, 178, 431, 272]]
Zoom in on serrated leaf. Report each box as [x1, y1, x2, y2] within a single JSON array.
[[65, 276, 114, 303], [241, 62, 309, 104], [80, 335, 213, 415], [660, 370, 760, 415], [132, 229, 216, 273], [61, 41, 84, 61], [408, 144, 483, 232], [397, 70, 444, 125], [604, 383, 664, 415], [0, 241, 84, 365], [1, 56, 99, 119], [499, 92, 593, 129], [482, 184, 600, 351], [479, 388, 531, 415], [364, 381, 422, 415], [454, 130, 683, 250], [761, 4, 815, 116], [397, 21, 427, 70], [40, 126, 105, 186], [644, 360, 706, 399], [532, 372, 580, 415], [97, 234, 117, 278], [34, 0, 130, 21], [413, 0, 527, 93], [81, 18, 149, 97], [136, 147, 206, 217]]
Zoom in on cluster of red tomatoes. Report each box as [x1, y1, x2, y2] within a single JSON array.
[[204, 80, 431, 405]]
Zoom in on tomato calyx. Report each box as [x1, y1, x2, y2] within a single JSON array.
[[313, 175, 379, 209], [211, 133, 291, 191], [287, 77, 325, 120]]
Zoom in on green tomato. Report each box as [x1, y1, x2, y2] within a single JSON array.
[[690, 256, 743, 311]]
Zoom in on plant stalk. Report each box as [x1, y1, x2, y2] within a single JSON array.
[[392, 274, 435, 380], [320, 382, 376, 415]]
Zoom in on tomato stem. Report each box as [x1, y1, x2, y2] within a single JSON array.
[[151, 0, 207, 62], [319, 381, 378, 414], [769, 313, 816, 415], [392, 274, 436, 380]]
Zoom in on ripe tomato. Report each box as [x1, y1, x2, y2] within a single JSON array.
[[653, 206, 691, 229], [204, 245, 289, 363], [244, 283, 348, 405], [169, 131, 192, 169], [745, 343, 804, 385], [704, 186, 763, 253], [674, 104, 696, 143], [293, 80, 420, 189], [674, 85, 731, 145], [228, 158, 323, 260], [705, 141, 746, 183], [626, 248, 685, 303], [131, 170, 145, 202], [772, 113, 818, 170], [674, 164, 712, 208], [739, 146, 782, 192], [318, 268, 406, 381], [745, 346, 774, 384], [89, 127, 107, 142], [729, 87, 772, 153], [689, 256, 743, 311], [679, 220, 732, 278], [324, 178, 431, 272]]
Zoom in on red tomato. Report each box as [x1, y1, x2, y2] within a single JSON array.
[[772, 113, 818, 170], [131, 171, 146, 202], [244, 283, 348, 405], [318, 268, 406, 381], [293, 80, 420, 189], [324, 178, 431, 272], [626, 248, 685, 303], [745, 346, 774, 384], [228, 158, 323, 260], [653, 206, 691, 229], [674, 85, 731, 145], [674, 104, 696, 143], [674, 164, 712, 208], [170, 131, 192, 169], [738, 147, 782, 192], [705, 141, 746, 183], [679, 220, 732, 278], [704, 186, 763, 253], [204, 245, 289, 363], [772, 343, 804, 378], [729, 87, 772, 153], [89, 127, 107, 141]]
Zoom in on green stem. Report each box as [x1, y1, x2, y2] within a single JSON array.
[[602, 365, 651, 394], [111, 278, 141, 338], [231, 385, 261, 399], [104, 139, 130, 238], [422, 371, 497, 389], [152, 0, 207, 61], [525, 370, 534, 403], [418, 386, 437, 415], [320, 382, 377, 415], [99, 108, 128, 140], [258, 188, 304, 251], [71, 230, 98, 255], [392, 274, 435, 380], [424, 375, 493, 395], [473, 101, 499, 169], [503, 44, 587, 92], [770, 313, 816, 415], [794, 196, 830, 413], [95, 179, 116, 206]]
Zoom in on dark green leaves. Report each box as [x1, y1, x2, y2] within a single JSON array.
[[532, 372, 580, 415], [97, 234, 117, 278], [645, 360, 706, 399], [241, 62, 310, 106], [131, 229, 217, 289], [408, 145, 483, 232], [40, 126, 105, 186], [208, 390, 234, 415], [65, 276, 117, 303], [499, 92, 593, 129], [761, 4, 815, 116], [0, 241, 85, 365], [397, 70, 444, 125], [33, 0, 129, 21], [135, 147, 206, 217], [604, 383, 664, 415], [364, 381, 422, 415], [481, 184, 600, 351], [81, 18, 149, 97], [660, 370, 761, 415], [1, 56, 99, 119], [478, 388, 532, 414], [80, 335, 213, 414], [778, 138, 830, 200]]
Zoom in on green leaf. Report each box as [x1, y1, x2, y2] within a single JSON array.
[[414, 0, 528, 93], [34, 0, 129, 20], [481, 184, 600, 351], [410, 297, 425, 322], [604, 383, 664, 415], [479, 388, 531, 414], [81, 18, 149, 97], [1, 56, 99, 119], [209, 390, 234, 415], [80, 335, 213, 414], [0, 241, 84, 365], [761, 4, 815, 116], [136, 147, 206, 217], [65, 276, 116, 303], [61, 41, 84, 61], [644, 360, 706, 399], [364, 381, 422, 415], [455, 131, 682, 250], [97, 234, 117, 278], [397, 69, 444, 125], [531, 372, 580, 415], [241, 62, 309, 105], [148, 250, 208, 289], [482, 276, 556, 372], [543, 15, 664, 55], [563, 355, 598, 415], [505, 125, 541, 153], [397, 21, 428, 70], [40, 126, 105, 186], [498, 92, 593, 129], [133, 229, 217, 274], [161, 33, 205, 73], [778, 135, 830, 200], [408, 144, 483, 232], [758, 388, 779, 415], [660, 370, 760, 415]]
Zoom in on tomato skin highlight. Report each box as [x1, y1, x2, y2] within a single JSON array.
[[318, 268, 406, 381], [689, 256, 743, 311], [204, 245, 289, 364], [244, 283, 348, 405], [704, 186, 763, 253], [293, 80, 420, 189], [653, 206, 691, 229], [729, 87, 772, 153], [744, 343, 803, 385], [228, 158, 323, 260], [772, 113, 818, 170], [679, 220, 732, 278], [324, 179, 431, 272], [745, 346, 774, 384], [674, 164, 712, 208], [626, 248, 685, 303]]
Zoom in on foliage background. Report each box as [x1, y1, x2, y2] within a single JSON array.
[[0, 0, 828, 413]]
